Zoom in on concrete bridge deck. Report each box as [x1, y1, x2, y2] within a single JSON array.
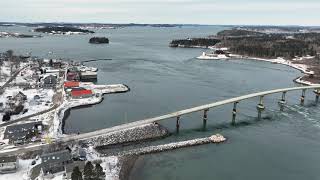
[[63, 85, 320, 142], [1, 85, 320, 156]]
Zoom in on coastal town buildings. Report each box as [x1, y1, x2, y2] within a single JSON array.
[[4, 121, 43, 144], [40, 150, 73, 174], [0, 156, 18, 174], [42, 75, 57, 89]]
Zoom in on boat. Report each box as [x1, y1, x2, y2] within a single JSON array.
[[197, 51, 229, 60], [78, 65, 98, 72]]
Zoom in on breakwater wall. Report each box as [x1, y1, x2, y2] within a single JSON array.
[[109, 134, 226, 156], [83, 123, 169, 148]]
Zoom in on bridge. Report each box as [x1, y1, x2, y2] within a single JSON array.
[[1, 85, 320, 156], [62, 84, 320, 142]]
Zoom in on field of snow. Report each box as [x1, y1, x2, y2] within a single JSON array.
[[0, 159, 33, 180]]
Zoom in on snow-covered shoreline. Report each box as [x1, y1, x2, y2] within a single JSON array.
[[235, 55, 318, 86], [52, 84, 129, 138]]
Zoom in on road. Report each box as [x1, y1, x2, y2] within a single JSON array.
[[1, 85, 320, 156], [0, 65, 28, 93]]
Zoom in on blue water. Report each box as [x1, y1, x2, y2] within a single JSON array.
[[1, 25, 320, 180]]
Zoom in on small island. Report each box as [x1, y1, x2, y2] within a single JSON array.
[[89, 37, 109, 44], [34, 26, 95, 35]]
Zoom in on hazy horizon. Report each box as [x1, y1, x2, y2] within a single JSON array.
[[1, 0, 320, 26]]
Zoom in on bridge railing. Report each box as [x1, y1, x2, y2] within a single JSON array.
[[64, 85, 320, 142]]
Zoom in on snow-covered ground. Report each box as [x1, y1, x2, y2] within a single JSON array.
[[0, 86, 55, 122], [0, 159, 33, 180], [240, 56, 318, 85], [85, 146, 121, 180], [0, 62, 12, 86]]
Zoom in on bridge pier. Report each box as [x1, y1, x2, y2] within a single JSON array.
[[203, 109, 209, 130], [300, 89, 306, 105], [257, 96, 265, 120], [232, 102, 238, 126], [278, 92, 287, 111], [176, 116, 180, 133], [314, 89, 320, 104]]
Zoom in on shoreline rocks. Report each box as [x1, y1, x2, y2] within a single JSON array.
[[82, 123, 169, 148], [117, 134, 226, 156]]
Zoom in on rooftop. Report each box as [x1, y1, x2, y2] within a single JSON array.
[[0, 156, 17, 163], [41, 150, 72, 165]]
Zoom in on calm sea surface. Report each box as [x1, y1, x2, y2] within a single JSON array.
[[1, 25, 320, 180]]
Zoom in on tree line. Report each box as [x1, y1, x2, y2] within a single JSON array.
[[71, 161, 105, 180]]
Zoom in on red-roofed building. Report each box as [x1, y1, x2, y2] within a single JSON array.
[[64, 81, 80, 88], [71, 89, 93, 99]]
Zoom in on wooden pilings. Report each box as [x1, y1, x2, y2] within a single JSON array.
[[232, 102, 238, 125], [257, 96, 265, 120]]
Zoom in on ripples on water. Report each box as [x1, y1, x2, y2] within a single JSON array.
[[1, 26, 320, 180]]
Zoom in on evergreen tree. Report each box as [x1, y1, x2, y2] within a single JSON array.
[[94, 163, 105, 179], [49, 59, 53, 67], [83, 161, 95, 180], [71, 166, 83, 180]]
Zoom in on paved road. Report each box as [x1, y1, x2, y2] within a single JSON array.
[[0, 65, 28, 93], [0, 104, 59, 128], [1, 85, 320, 156]]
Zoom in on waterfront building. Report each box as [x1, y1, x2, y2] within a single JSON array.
[[71, 89, 93, 99], [41, 150, 72, 175]]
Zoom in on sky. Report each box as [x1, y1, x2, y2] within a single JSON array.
[[1, 0, 320, 25]]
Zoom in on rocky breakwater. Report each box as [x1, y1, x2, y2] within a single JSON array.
[[118, 134, 226, 156], [80, 123, 169, 148]]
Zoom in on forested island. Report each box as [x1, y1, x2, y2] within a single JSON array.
[[89, 37, 109, 44], [170, 27, 320, 84], [216, 29, 319, 59], [170, 28, 320, 59], [169, 38, 221, 48], [34, 26, 95, 34]]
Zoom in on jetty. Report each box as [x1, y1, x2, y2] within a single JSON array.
[[117, 134, 226, 156]]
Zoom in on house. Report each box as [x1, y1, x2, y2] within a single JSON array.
[[15, 91, 27, 102], [72, 148, 87, 161], [0, 156, 18, 174], [71, 89, 93, 99], [42, 75, 57, 89], [41, 150, 72, 175], [4, 92, 27, 116], [4, 121, 43, 144], [66, 72, 80, 81], [52, 60, 63, 69], [64, 81, 80, 89]]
